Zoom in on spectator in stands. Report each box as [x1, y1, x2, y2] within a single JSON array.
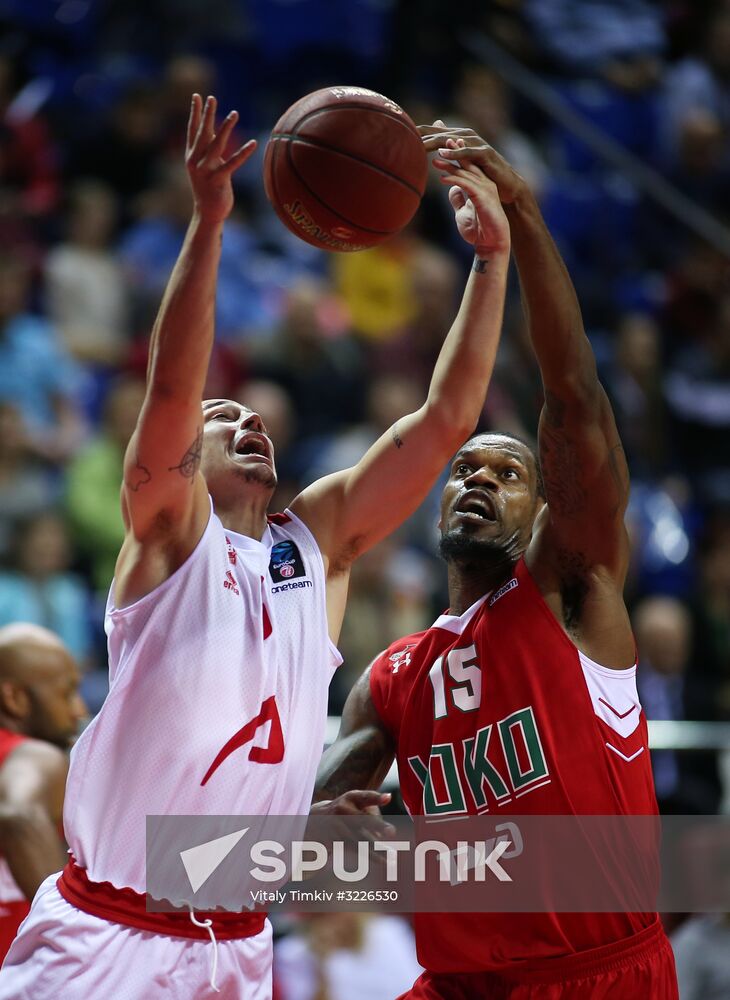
[[250, 278, 366, 444], [0, 512, 91, 667], [161, 54, 217, 154], [663, 4, 730, 173], [120, 161, 274, 342], [635, 595, 720, 813], [691, 514, 730, 723], [371, 244, 461, 395], [65, 377, 145, 594], [65, 82, 163, 210], [44, 181, 128, 365], [0, 254, 85, 463], [452, 65, 547, 197], [0, 53, 58, 217], [604, 313, 669, 480], [0, 404, 55, 563], [274, 913, 422, 1000], [672, 912, 730, 1000], [523, 0, 664, 90], [665, 292, 730, 504]]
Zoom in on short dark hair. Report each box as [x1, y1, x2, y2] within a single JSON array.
[[459, 431, 545, 500]]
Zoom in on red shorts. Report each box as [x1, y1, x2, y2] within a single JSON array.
[[398, 921, 678, 999]]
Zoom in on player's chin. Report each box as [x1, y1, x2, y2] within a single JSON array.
[[233, 463, 278, 491]]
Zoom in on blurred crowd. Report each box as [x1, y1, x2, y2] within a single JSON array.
[[0, 0, 729, 801], [1, 1, 729, 995]]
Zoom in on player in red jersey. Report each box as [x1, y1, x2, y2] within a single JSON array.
[[0, 624, 85, 961], [315, 131, 679, 999]]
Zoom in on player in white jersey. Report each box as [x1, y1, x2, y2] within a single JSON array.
[[0, 96, 512, 999]]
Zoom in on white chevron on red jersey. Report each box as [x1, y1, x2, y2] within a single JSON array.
[[370, 556, 658, 972]]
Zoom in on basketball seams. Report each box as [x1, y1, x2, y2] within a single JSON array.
[[270, 133, 425, 199], [283, 139, 394, 235], [264, 88, 426, 250]]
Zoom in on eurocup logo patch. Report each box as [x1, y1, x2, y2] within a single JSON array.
[[269, 540, 305, 583]]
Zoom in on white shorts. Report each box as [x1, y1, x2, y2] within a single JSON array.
[[0, 874, 273, 999]]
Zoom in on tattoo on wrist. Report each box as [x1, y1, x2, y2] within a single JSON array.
[[168, 426, 203, 480], [392, 423, 404, 449], [472, 257, 489, 273]]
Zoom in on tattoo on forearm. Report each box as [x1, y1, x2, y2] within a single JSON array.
[[127, 455, 152, 492], [168, 426, 203, 480], [472, 257, 489, 274], [392, 423, 403, 449]]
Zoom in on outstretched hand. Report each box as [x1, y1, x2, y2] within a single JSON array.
[[421, 122, 510, 256], [186, 94, 257, 224], [419, 123, 528, 206]]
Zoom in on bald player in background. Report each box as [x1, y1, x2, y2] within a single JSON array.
[[0, 624, 85, 961]]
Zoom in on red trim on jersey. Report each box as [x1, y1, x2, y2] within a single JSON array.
[[0, 900, 30, 961], [57, 859, 266, 940], [262, 604, 272, 639], [267, 512, 291, 526], [0, 729, 27, 768]]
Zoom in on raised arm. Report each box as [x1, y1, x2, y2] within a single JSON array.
[[0, 741, 67, 897], [291, 153, 511, 572], [115, 96, 256, 607], [422, 128, 630, 581], [315, 664, 395, 801]]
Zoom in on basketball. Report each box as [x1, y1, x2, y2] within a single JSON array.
[[263, 86, 428, 252]]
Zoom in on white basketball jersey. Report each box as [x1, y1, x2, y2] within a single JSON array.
[[63, 502, 341, 893]]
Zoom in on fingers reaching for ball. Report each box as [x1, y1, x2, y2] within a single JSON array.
[[184, 94, 257, 224], [420, 122, 528, 206]]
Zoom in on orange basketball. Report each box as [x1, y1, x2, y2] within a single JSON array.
[[263, 86, 428, 252]]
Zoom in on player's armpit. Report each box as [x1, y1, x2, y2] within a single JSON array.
[[314, 665, 395, 801]]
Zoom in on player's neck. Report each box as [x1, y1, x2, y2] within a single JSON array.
[[216, 500, 270, 542], [447, 559, 516, 616]]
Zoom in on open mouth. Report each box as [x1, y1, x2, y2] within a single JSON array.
[[455, 491, 496, 522], [233, 434, 271, 462]]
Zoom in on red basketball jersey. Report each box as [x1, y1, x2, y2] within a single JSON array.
[[370, 557, 660, 973], [0, 729, 31, 961]]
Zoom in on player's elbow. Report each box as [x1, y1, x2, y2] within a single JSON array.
[[421, 399, 477, 454]]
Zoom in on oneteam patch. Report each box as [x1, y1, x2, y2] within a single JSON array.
[[269, 539, 306, 583]]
